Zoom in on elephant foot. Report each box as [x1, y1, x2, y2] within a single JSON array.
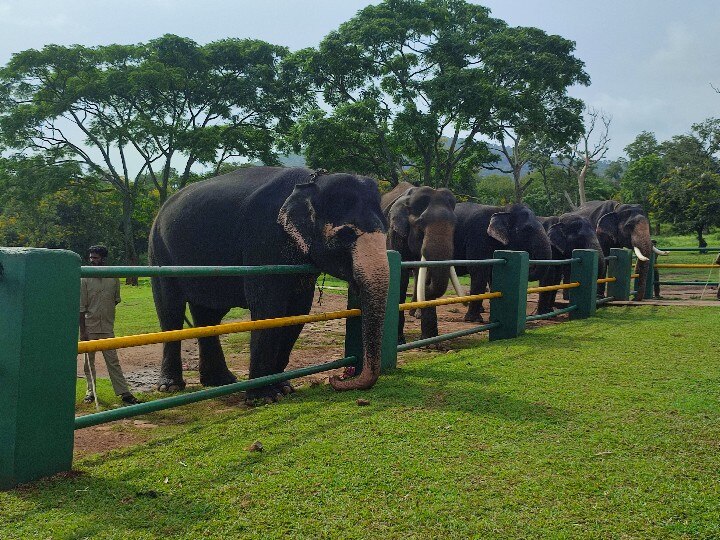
[[464, 312, 484, 323], [157, 376, 186, 393], [245, 383, 293, 406], [199, 369, 238, 387]]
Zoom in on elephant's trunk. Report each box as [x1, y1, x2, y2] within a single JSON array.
[[329, 232, 389, 391], [631, 219, 652, 301], [417, 221, 454, 300]]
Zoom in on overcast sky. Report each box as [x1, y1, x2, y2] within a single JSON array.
[[1, 0, 718, 159]]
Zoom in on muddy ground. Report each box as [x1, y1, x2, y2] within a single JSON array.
[[74, 283, 718, 457]]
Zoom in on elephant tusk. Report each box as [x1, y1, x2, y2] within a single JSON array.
[[652, 245, 669, 256], [417, 256, 427, 303], [449, 266, 468, 306], [634, 246, 649, 262]]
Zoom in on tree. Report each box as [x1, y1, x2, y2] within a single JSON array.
[[474, 173, 514, 205], [296, 0, 587, 191], [481, 26, 589, 201], [619, 154, 664, 209], [624, 131, 659, 161], [603, 157, 627, 182], [651, 168, 720, 247], [562, 107, 611, 205], [0, 156, 126, 254], [0, 35, 311, 266]]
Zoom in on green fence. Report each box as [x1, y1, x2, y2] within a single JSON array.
[[1, 246, 632, 489]]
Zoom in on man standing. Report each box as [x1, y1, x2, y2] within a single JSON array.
[[79, 245, 140, 405]]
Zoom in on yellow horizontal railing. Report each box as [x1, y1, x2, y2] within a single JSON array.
[[79, 309, 361, 354], [399, 291, 502, 312], [527, 282, 579, 294], [597, 277, 617, 284], [654, 264, 720, 269], [630, 273, 640, 279]]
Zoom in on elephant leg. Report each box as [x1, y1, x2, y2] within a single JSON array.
[[397, 269, 412, 344], [153, 277, 187, 392], [420, 306, 439, 339], [408, 268, 418, 318], [536, 270, 556, 315], [561, 266, 571, 301], [246, 280, 314, 404], [188, 303, 237, 387], [464, 268, 487, 322], [596, 257, 607, 298]]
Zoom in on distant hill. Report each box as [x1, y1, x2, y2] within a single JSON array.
[[268, 144, 614, 178]]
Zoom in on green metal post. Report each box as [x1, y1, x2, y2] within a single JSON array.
[[489, 250, 529, 341], [607, 247, 631, 301], [1, 248, 80, 489], [641, 249, 656, 299], [568, 249, 598, 319], [381, 250, 400, 372]]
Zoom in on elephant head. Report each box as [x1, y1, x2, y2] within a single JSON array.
[[547, 215, 607, 296], [487, 204, 553, 281], [279, 173, 389, 391], [386, 185, 459, 300], [547, 215, 603, 257], [596, 204, 652, 301]]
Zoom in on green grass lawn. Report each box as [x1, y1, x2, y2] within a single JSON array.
[[3, 305, 719, 539]]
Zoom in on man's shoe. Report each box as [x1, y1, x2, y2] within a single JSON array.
[[83, 394, 94, 404], [121, 393, 141, 405]]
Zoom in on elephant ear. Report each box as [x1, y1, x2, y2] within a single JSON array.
[[596, 212, 620, 242], [547, 223, 568, 255], [278, 182, 320, 255], [488, 212, 511, 245], [388, 195, 411, 238]]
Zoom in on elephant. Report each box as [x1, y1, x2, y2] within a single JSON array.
[[539, 214, 607, 308], [573, 200, 664, 301], [148, 166, 390, 403], [381, 182, 462, 343], [453, 202, 554, 321]]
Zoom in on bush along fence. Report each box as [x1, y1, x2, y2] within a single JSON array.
[[0, 245, 670, 489]]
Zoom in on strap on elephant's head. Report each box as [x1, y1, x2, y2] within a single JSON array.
[[308, 168, 328, 182]]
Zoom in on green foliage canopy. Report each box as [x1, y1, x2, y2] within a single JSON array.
[[292, 0, 587, 192]]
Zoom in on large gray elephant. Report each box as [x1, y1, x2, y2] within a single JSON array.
[[148, 167, 389, 403], [381, 182, 461, 343], [453, 202, 554, 321], [573, 200, 661, 301], [539, 214, 606, 309]]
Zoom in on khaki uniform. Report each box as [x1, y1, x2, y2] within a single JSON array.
[[80, 277, 131, 396]]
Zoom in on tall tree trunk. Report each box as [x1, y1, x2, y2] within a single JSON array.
[[513, 167, 523, 203], [577, 157, 590, 205], [121, 194, 139, 286], [697, 227, 707, 253]]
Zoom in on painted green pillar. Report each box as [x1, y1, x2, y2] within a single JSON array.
[[607, 247, 631, 301], [489, 250, 529, 341], [0, 248, 80, 489], [641, 249, 656, 300], [381, 250, 400, 372], [569, 249, 599, 319]]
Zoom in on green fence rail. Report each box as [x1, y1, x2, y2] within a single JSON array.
[[2, 246, 627, 489], [648, 246, 720, 296]]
